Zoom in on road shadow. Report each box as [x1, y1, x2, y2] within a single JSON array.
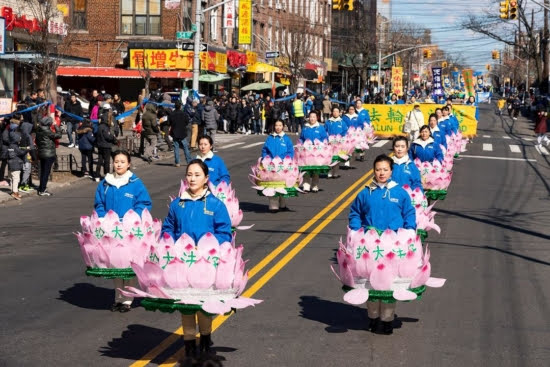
[[298, 295, 368, 333], [57, 282, 114, 310], [239, 201, 269, 213]]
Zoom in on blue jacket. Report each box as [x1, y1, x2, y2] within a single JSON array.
[[324, 117, 348, 136], [94, 173, 152, 218], [437, 117, 452, 136], [349, 181, 416, 231], [299, 123, 328, 143], [342, 114, 360, 129], [356, 108, 371, 126], [199, 153, 231, 186], [262, 133, 294, 158], [449, 115, 459, 134], [431, 126, 447, 150], [77, 126, 95, 151], [162, 192, 232, 244], [391, 159, 423, 191], [409, 138, 444, 162]]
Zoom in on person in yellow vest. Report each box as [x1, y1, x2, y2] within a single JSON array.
[[292, 96, 305, 135]]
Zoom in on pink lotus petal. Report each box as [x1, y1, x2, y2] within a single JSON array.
[[343, 288, 369, 305], [187, 258, 216, 289], [393, 289, 418, 301], [109, 243, 132, 268], [251, 185, 265, 191], [274, 187, 288, 195], [425, 277, 446, 288], [214, 258, 235, 290], [202, 300, 233, 315], [225, 297, 263, 309], [147, 285, 172, 299], [163, 258, 189, 289], [119, 286, 155, 298], [91, 242, 109, 268], [370, 263, 393, 290], [262, 188, 276, 197], [141, 208, 153, 225], [330, 264, 341, 281], [175, 297, 202, 305], [410, 263, 431, 288], [196, 232, 220, 259], [143, 261, 167, 287]]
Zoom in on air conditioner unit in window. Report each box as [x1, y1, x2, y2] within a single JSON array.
[[275, 1, 284, 10]]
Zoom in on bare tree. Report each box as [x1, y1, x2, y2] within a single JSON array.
[[281, 23, 317, 93]]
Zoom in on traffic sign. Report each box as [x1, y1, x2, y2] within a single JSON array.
[[265, 51, 280, 59], [177, 42, 208, 51], [176, 31, 194, 40]]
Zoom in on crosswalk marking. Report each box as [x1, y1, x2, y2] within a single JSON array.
[[218, 142, 245, 149], [461, 155, 537, 162], [509, 145, 521, 153], [503, 136, 511, 139], [482, 135, 491, 138], [535, 145, 549, 156], [240, 142, 264, 149], [372, 140, 389, 148], [483, 143, 493, 151], [523, 138, 534, 141]]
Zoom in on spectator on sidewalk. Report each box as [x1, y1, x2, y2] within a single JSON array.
[[112, 93, 126, 137], [168, 100, 192, 167], [64, 93, 83, 148], [203, 99, 220, 145], [19, 116, 36, 192], [185, 98, 200, 149], [77, 119, 96, 179], [159, 92, 173, 152], [95, 111, 118, 181], [6, 116, 28, 200], [0, 118, 9, 186], [141, 103, 159, 164], [251, 99, 262, 135], [35, 116, 61, 196]]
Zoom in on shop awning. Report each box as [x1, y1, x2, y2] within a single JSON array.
[[247, 62, 280, 73], [0, 52, 90, 65], [56, 67, 192, 79]]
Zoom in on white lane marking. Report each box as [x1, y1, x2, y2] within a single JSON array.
[[482, 143, 493, 151], [218, 142, 245, 149], [461, 154, 536, 162], [503, 136, 512, 139], [509, 145, 521, 153], [482, 135, 491, 138], [372, 140, 389, 148], [523, 138, 534, 141], [535, 145, 550, 156], [240, 142, 265, 149]]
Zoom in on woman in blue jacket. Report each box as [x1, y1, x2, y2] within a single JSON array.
[[93, 150, 152, 313], [325, 106, 348, 178], [409, 125, 444, 163], [299, 112, 328, 192], [391, 136, 423, 191], [261, 119, 294, 212], [196, 135, 230, 186], [427, 113, 447, 150], [348, 154, 416, 335], [161, 159, 232, 358], [341, 105, 359, 129]]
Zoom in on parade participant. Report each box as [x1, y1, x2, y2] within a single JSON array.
[[348, 154, 416, 335], [403, 102, 424, 141], [299, 111, 328, 192], [391, 136, 423, 191], [428, 113, 447, 150], [36, 116, 61, 196], [342, 105, 359, 129], [355, 100, 371, 126], [409, 125, 444, 163], [435, 108, 451, 136], [93, 149, 152, 312], [161, 159, 232, 357], [325, 106, 348, 178], [441, 106, 458, 134], [534, 105, 549, 148], [196, 135, 230, 186]]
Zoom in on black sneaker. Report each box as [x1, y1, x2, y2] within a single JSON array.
[[110, 302, 122, 312], [119, 304, 131, 313], [38, 191, 52, 196]]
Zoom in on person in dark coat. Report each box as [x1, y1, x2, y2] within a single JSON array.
[[141, 103, 159, 163], [94, 112, 118, 181], [19, 116, 36, 191], [184, 98, 200, 149], [534, 105, 549, 148], [6, 118, 28, 200], [35, 116, 61, 196], [226, 97, 239, 134], [64, 94, 83, 148], [168, 100, 191, 167], [158, 92, 173, 151], [77, 119, 96, 179], [237, 99, 252, 134], [202, 100, 220, 144], [112, 93, 126, 137]]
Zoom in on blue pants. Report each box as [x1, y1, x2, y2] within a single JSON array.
[[67, 121, 79, 145], [252, 119, 261, 134], [173, 138, 192, 164]]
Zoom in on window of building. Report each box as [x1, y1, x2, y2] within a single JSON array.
[[121, 0, 161, 36], [72, 0, 87, 30], [210, 9, 218, 40]]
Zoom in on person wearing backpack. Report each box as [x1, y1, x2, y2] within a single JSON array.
[[94, 111, 118, 181], [403, 102, 425, 141]]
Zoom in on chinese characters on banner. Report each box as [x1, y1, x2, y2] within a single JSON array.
[[391, 67, 403, 96], [129, 49, 227, 73], [224, 0, 235, 28], [431, 67, 443, 96], [238, 0, 252, 44], [0, 98, 13, 115], [164, 0, 180, 10], [246, 51, 257, 66], [462, 69, 475, 97]]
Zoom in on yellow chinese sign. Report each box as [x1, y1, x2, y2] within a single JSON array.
[[129, 49, 227, 73], [238, 0, 252, 44], [462, 69, 475, 97], [367, 104, 478, 138], [391, 67, 403, 97], [246, 51, 257, 66]]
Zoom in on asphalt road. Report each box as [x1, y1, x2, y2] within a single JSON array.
[[1, 104, 549, 367]]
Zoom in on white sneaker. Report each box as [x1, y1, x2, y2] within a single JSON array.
[[327, 173, 333, 178], [68, 143, 75, 148], [302, 183, 311, 192], [344, 161, 350, 167], [75, 145, 79, 149], [312, 186, 319, 192]]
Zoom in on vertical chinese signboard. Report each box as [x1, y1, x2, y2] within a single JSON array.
[[224, 0, 235, 28], [238, 0, 252, 44], [431, 67, 443, 97], [391, 67, 403, 96], [462, 69, 474, 97]]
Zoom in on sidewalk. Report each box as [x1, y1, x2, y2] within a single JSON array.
[[0, 129, 174, 205]]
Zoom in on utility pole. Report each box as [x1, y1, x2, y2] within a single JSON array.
[[543, 0, 549, 94], [192, 0, 202, 93]]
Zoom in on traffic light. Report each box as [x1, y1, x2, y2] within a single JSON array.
[[509, 0, 518, 20], [423, 49, 428, 59], [333, 0, 343, 10], [427, 49, 432, 58], [486, 64, 491, 71], [343, 0, 354, 11], [499, 0, 509, 19], [492, 50, 500, 59], [442, 61, 448, 68]]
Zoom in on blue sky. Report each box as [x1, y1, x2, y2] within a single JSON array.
[[377, 0, 545, 72]]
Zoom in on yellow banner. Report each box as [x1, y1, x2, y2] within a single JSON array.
[[246, 51, 257, 66], [238, 0, 252, 44], [462, 69, 475, 97], [129, 49, 226, 73], [391, 67, 403, 97], [367, 104, 478, 138]]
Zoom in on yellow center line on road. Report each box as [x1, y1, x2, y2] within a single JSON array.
[[130, 168, 375, 367], [158, 175, 375, 366]]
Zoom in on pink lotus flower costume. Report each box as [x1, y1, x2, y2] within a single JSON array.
[[249, 156, 304, 197], [332, 228, 446, 305], [445, 132, 468, 158], [119, 232, 262, 315], [346, 126, 371, 152], [329, 134, 356, 161], [294, 139, 337, 167], [76, 209, 161, 273], [414, 158, 453, 191], [402, 185, 440, 234]]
